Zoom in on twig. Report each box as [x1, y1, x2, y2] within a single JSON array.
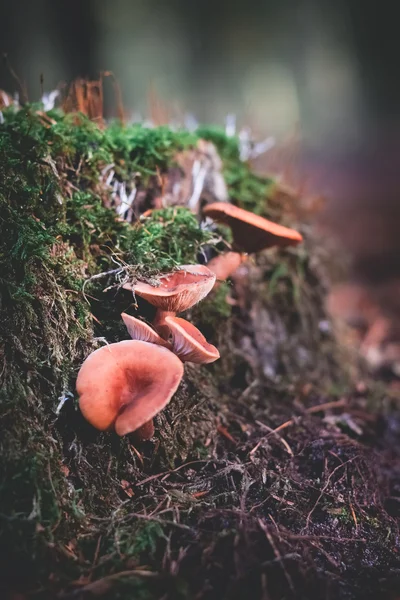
[[249, 440, 262, 456], [60, 569, 159, 598], [283, 533, 366, 543], [122, 512, 193, 531], [2, 53, 28, 103], [270, 398, 347, 435], [82, 268, 125, 304], [256, 421, 293, 455], [258, 519, 295, 593], [87, 535, 102, 581], [103, 71, 125, 124], [136, 460, 209, 487], [237, 379, 260, 402], [217, 424, 237, 445], [309, 540, 340, 568], [304, 457, 357, 530], [349, 502, 358, 530]]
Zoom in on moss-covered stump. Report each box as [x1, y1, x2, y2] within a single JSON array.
[[1, 103, 400, 600]]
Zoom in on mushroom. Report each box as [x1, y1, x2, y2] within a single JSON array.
[[123, 264, 216, 337], [164, 315, 220, 364], [76, 340, 184, 440], [203, 202, 303, 253], [121, 312, 170, 347], [206, 251, 249, 288]]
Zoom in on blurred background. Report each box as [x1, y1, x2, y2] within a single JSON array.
[[2, 0, 399, 151], [1, 0, 400, 377]]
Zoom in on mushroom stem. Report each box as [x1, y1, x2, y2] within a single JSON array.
[[133, 419, 155, 441], [153, 309, 175, 339]]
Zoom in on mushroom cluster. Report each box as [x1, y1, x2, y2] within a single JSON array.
[[76, 199, 303, 442], [76, 264, 219, 441], [122, 264, 220, 364]]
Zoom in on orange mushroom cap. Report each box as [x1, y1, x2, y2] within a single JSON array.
[[76, 340, 184, 436], [207, 252, 248, 281], [164, 315, 220, 364], [123, 265, 216, 313], [121, 312, 170, 347], [203, 202, 303, 253]]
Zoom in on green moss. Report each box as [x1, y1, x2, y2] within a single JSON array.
[[125, 207, 215, 276], [106, 121, 197, 181], [0, 105, 219, 589], [196, 125, 276, 215]]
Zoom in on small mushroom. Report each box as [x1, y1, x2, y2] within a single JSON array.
[[203, 202, 303, 253], [123, 264, 216, 337], [164, 315, 220, 364], [206, 251, 248, 286], [121, 312, 170, 347], [76, 340, 184, 439]]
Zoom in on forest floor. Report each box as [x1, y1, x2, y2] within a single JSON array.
[[1, 90, 400, 600]]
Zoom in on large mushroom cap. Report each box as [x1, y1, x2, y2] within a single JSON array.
[[203, 202, 303, 253], [123, 265, 216, 313], [76, 340, 184, 436], [165, 316, 220, 364]]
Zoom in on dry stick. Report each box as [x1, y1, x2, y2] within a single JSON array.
[[270, 520, 366, 544], [87, 534, 102, 582], [130, 443, 144, 468], [258, 518, 295, 593], [304, 457, 357, 531], [309, 540, 340, 569], [270, 398, 347, 436], [149, 496, 168, 517], [122, 512, 193, 531], [217, 424, 237, 445], [2, 53, 28, 103], [283, 533, 366, 543], [110, 73, 125, 125], [67, 569, 160, 597], [256, 421, 293, 456], [349, 502, 358, 530], [136, 459, 209, 487], [249, 440, 262, 456]]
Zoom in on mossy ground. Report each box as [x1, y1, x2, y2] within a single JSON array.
[[1, 105, 400, 600]]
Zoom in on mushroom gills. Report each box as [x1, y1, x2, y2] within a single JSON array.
[[121, 312, 170, 347], [164, 316, 220, 364]]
